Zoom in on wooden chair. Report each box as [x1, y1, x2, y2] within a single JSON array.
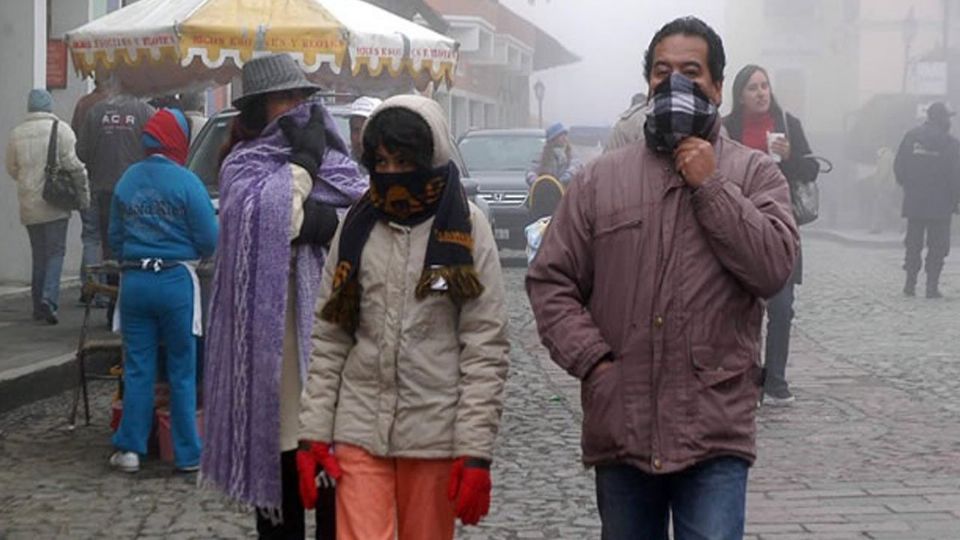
[[68, 271, 123, 427]]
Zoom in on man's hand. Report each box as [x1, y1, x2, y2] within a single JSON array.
[[674, 137, 717, 188], [587, 360, 614, 379]]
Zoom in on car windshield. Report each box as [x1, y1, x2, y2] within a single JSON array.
[[459, 134, 544, 172], [187, 111, 353, 199]]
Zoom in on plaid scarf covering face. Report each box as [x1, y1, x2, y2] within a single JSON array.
[[321, 162, 483, 334], [643, 72, 720, 154]]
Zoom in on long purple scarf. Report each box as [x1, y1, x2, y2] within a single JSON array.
[[201, 102, 366, 510]]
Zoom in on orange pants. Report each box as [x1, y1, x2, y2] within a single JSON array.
[[335, 443, 457, 540]]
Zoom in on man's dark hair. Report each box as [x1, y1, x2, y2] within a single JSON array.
[[643, 16, 726, 84], [149, 94, 183, 110], [361, 108, 434, 172]]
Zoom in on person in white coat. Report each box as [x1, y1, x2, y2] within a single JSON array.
[[5, 89, 89, 324]]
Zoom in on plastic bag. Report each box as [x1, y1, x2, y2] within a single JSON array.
[[525, 217, 552, 264]]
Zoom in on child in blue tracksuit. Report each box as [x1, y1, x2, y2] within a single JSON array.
[[108, 108, 218, 473]]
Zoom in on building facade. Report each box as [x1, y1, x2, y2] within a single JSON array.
[[426, 0, 577, 138], [0, 0, 121, 284]]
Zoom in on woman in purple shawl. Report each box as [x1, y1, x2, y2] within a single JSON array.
[[200, 54, 366, 538]]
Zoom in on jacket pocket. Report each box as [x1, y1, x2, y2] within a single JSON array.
[[405, 296, 460, 390], [580, 361, 623, 457], [594, 208, 643, 239], [689, 309, 757, 380], [690, 345, 744, 388], [689, 343, 763, 449], [343, 297, 385, 383], [409, 295, 458, 340]]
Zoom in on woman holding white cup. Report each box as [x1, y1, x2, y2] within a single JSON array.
[[724, 64, 820, 406], [766, 131, 788, 163]]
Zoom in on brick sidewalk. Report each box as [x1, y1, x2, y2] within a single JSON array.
[[744, 328, 960, 539], [2, 239, 959, 539]]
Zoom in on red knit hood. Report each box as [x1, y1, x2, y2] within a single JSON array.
[[142, 108, 190, 165]]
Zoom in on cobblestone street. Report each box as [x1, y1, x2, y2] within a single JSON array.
[[2, 237, 960, 539]]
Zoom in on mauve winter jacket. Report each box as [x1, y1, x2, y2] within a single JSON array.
[[526, 130, 798, 473]]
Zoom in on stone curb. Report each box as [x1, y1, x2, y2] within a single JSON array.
[[802, 228, 903, 249]]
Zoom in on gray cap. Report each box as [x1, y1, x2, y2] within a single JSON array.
[[28, 89, 52, 112], [927, 101, 955, 121], [232, 53, 320, 109]]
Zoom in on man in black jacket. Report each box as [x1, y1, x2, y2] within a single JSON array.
[[894, 102, 960, 298]]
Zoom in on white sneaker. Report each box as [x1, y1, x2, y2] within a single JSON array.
[[109, 451, 140, 473], [763, 391, 796, 407]]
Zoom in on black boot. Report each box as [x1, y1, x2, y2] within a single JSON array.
[[904, 272, 918, 297], [926, 270, 943, 299]]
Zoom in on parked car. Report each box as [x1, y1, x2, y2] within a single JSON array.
[[457, 128, 545, 249], [186, 101, 489, 222]]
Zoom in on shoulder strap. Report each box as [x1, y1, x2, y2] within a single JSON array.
[[46, 120, 59, 168]]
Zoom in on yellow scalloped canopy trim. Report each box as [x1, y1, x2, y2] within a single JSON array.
[[72, 46, 179, 77], [179, 0, 347, 69], [352, 57, 456, 85]]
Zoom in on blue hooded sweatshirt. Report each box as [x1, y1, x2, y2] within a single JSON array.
[[108, 109, 217, 261]]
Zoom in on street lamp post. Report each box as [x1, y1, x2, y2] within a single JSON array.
[[533, 80, 545, 128], [903, 6, 918, 93], [945, 0, 953, 103]]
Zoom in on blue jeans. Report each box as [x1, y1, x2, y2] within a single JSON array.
[[764, 281, 795, 395], [26, 218, 69, 315], [112, 266, 201, 468], [595, 456, 749, 540], [79, 196, 102, 290]]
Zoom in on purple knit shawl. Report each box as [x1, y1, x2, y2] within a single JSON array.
[[201, 102, 366, 510]]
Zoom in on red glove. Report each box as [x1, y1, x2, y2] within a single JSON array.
[[447, 457, 492, 525], [296, 441, 342, 509]]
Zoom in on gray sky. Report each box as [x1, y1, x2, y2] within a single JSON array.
[[501, 0, 727, 127]]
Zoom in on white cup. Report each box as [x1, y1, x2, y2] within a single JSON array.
[[767, 132, 786, 163]]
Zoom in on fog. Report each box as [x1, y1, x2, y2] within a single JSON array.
[[2, 2, 960, 536], [501, 0, 727, 127], [505, 0, 960, 236]]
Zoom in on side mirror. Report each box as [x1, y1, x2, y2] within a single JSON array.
[[462, 179, 480, 197]]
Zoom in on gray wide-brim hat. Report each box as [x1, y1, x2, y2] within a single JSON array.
[[232, 53, 321, 109]]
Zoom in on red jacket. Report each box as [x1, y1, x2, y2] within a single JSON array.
[[526, 132, 798, 473]]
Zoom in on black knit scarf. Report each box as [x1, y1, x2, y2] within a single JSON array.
[[320, 162, 483, 334]]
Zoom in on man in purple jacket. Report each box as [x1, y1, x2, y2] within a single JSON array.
[[526, 17, 798, 540]]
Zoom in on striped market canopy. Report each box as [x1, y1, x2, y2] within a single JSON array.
[[66, 0, 459, 95]]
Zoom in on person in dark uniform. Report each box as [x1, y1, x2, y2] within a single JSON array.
[[894, 102, 960, 299]]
